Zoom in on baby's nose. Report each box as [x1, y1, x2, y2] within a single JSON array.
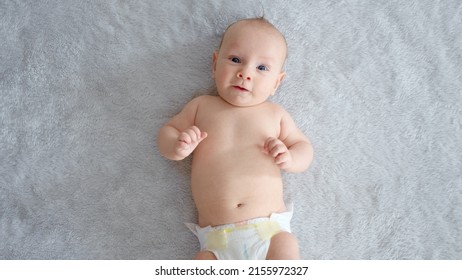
[[237, 72, 251, 81]]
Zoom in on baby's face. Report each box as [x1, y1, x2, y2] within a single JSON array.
[[213, 21, 287, 107]]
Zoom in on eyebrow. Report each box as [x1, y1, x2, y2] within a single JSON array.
[[258, 56, 277, 62], [225, 48, 277, 62]]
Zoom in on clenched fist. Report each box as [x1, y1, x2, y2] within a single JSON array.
[[175, 126, 208, 159]]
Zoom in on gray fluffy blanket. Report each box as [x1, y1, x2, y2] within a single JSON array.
[[1, 0, 461, 259]]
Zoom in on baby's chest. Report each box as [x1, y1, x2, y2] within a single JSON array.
[[196, 108, 280, 143]]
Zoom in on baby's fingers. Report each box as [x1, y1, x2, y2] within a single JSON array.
[[265, 138, 286, 157], [178, 126, 207, 146], [264, 137, 292, 170], [275, 152, 289, 165], [176, 139, 189, 150], [178, 131, 192, 144], [199, 131, 208, 141], [189, 126, 208, 142], [189, 126, 201, 142], [179, 127, 199, 143], [270, 143, 288, 158], [263, 137, 277, 153]]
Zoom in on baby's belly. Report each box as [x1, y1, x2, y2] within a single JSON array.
[[191, 147, 286, 227]]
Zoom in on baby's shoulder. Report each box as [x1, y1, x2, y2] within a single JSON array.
[[263, 101, 289, 116], [190, 94, 219, 106], [182, 94, 217, 112]]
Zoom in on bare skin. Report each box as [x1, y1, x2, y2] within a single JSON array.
[[157, 19, 313, 259]]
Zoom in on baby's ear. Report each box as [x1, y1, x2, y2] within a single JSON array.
[[271, 72, 286, 95], [212, 51, 218, 79]]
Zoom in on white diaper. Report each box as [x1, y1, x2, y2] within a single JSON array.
[[185, 205, 293, 260]]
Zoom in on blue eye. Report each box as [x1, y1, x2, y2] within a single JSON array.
[[230, 57, 240, 63], [257, 65, 268, 71]]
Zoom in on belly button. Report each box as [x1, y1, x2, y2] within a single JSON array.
[[236, 203, 243, 208]]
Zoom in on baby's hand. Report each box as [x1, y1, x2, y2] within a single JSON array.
[[263, 137, 292, 170], [175, 126, 208, 159]]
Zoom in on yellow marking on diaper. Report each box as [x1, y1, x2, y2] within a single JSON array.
[[206, 229, 229, 250], [205, 221, 282, 251], [256, 221, 281, 240]]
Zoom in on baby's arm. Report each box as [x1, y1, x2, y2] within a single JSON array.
[[157, 97, 207, 161], [264, 109, 313, 173]]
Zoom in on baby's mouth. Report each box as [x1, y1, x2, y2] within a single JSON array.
[[233, 85, 249, 92]]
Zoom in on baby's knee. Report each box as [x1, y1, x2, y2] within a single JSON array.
[[194, 251, 217, 260], [267, 231, 300, 260]]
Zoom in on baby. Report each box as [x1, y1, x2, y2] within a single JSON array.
[[157, 17, 313, 260]]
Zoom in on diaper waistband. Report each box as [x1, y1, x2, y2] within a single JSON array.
[[205, 220, 281, 251]]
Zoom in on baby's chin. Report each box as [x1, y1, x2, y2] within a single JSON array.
[[219, 95, 268, 108]]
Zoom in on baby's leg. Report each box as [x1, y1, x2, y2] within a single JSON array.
[[266, 232, 300, 260], [194, 251, 217, 260]]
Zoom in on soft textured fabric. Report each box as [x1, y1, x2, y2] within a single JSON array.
[[1, 0, 461, 259]]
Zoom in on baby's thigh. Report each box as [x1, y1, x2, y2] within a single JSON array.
[[266, 232, 300, 260]]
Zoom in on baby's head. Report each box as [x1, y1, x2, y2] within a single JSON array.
[[217, 18, 288, 59], [213, 18, 287, 107]]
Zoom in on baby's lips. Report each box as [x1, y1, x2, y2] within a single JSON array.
[[233, 85, 249, 92]]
